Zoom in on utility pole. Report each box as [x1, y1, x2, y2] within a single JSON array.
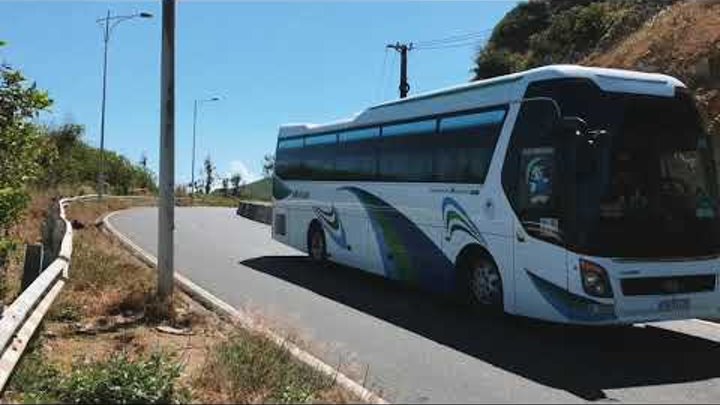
[[158, 0, 175, 304], [386, 42, 413, 98]]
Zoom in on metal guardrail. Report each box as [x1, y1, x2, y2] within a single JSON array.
[[0, 194, 96, 391]]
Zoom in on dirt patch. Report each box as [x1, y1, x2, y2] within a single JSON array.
[[584, 1, 720, 85]]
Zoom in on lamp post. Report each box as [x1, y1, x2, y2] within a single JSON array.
[[96, 10, 153, 198], [191, 97, 220, 194]]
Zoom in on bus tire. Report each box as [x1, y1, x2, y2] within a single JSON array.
[[307, 221, 327, 263], [458, 248, 504, 313]]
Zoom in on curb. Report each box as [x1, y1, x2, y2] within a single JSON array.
[[102, 210, 388, 405]]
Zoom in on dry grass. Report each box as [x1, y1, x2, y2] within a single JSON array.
[[1, 191, 56, 304], [4, 197, 355, 404], [194, 330, 354, 404]]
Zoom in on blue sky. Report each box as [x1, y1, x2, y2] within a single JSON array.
[[0, 1, 516, 185]]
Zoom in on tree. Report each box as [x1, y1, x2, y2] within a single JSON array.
[[139, 153, 148, 170], [262, 154, 275, 177], [40, 123, 82, 186], [472, 47, 526, 80], [230, 173, 242, 196], [203, 155, 215, 195], [0, 63, 52, 235], [221, 177, 229, 196]]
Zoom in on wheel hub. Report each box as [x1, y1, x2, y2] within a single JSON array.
[[310, 232, 324, 260], [470, 262, 500, 304]]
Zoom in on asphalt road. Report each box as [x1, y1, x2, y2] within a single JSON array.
[[109, 206, 720, 404]]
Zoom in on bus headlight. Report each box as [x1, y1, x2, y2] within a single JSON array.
[[580, 259, 613, 298]]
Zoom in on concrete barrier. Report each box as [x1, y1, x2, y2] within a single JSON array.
[[236, 201, 272, 225]]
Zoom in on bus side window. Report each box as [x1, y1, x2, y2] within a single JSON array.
[[336, 128, 379, 181]]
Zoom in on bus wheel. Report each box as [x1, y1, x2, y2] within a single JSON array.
[[466, 254, 503, 312], [307, 224, 327, 263]]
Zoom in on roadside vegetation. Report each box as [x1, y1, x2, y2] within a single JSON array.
[[3, 199, 352, 403], [0, 49, 155, 306]]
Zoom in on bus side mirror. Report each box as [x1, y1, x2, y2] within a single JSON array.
[[562, 117, 588, 138]]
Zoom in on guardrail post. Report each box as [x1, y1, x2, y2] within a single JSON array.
[[21, 244, 44, 292]]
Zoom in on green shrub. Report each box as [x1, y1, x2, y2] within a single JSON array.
[[9, 351, 187, 404], [48, 302, 82, 323], [473, 47, 528, 80], [489, 1, 550, 53], [529, 2, 618, 64], [7, 350, 61, 403], [56, 352, 186, 404]]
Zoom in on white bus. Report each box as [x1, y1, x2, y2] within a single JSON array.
[[271, 65, 720, 325]]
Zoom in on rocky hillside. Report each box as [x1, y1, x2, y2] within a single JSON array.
[[474, 0, 720, 134]]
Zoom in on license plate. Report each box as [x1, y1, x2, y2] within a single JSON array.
[[658, 298, 690, 312]]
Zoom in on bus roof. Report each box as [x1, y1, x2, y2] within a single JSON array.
[[278, 65, 685, 138]]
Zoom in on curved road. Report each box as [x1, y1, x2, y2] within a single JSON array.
[[110, 207, 720, 403]]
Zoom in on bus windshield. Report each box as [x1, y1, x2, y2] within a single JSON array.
[[568, 89, 720, 258]]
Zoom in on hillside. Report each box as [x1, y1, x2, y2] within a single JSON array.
[[584, 0, 720, 133], [474, 0, 719, 133]]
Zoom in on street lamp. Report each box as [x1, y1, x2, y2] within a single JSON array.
[[191, 97, 220, 194], [96, 10, 153, 198]]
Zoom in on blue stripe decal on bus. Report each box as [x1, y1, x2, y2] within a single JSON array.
[[340, 186, 455, 292], [526, 270, 616, 322]]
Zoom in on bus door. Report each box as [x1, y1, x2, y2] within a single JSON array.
[[503, 99, 569, 316]]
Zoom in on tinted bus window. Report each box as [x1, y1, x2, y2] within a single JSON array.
[[340, 127, 379, 142], [378, 119, 436, 181], [383, 120, 435, 137], [434, 108, 506, 183], [305, 133, 337, 146], [278, 138, 304, 149], [439, 109, 506, 132], [276, 137, 305, 179], [336, 127, 379, 180]]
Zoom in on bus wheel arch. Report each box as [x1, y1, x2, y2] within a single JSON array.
[[307, 220, 327, 262], [455, 244, 504, 312]]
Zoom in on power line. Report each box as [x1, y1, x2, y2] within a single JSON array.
[[413, 29, 492, 48], [414, 39, 488, 51], [414, 33, 488, 48]]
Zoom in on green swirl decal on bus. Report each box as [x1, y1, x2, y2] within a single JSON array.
[[312, 205, 349, 249], [442, 197, 486, 244]]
